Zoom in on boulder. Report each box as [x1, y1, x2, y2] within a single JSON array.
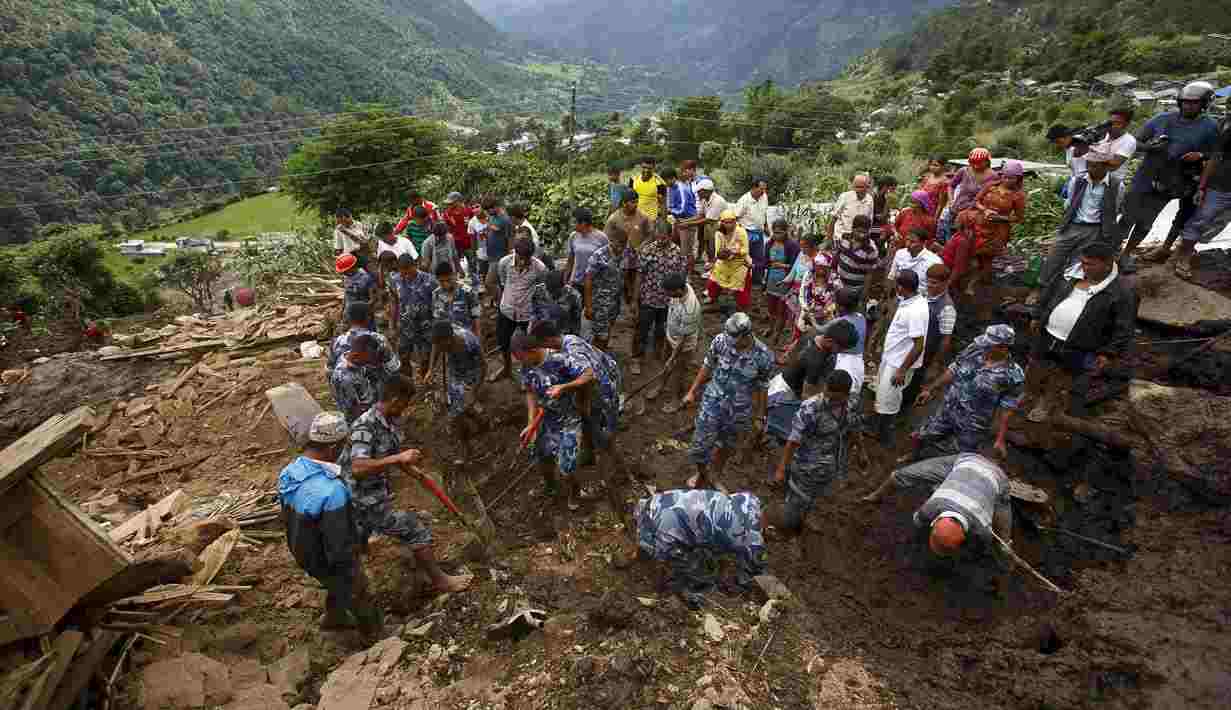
[[230, 659, 269, 691], [224, 684, 291, 710], [317, 652, 380, 710]]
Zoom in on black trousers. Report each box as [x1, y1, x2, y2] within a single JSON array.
[[634, 304, 668, 357], [497, 312, 527, 354]]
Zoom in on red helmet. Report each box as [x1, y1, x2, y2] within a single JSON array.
[[968, 147, 992, 168], [335, 253, 358, 273]]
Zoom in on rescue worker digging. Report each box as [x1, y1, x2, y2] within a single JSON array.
[[426, 320, 487, 465], [339, 375, 473, 594], [278, 412, 379, 633]]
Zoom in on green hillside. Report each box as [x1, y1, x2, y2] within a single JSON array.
[[0, 0, 548, 243], [880, 0, 1231, 82], [133, 193, 307, 241]]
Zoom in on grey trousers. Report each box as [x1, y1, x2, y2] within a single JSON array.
[[1039, 223, 1100, 290]]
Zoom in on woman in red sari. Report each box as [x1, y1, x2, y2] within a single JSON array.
[[917, 156, 950, 218], [942, 159, 1026, 296], [891, 190, 937, 251]]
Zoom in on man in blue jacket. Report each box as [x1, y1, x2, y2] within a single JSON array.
[[278, 412, 377, 632]]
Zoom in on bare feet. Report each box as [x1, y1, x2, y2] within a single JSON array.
[[433, 574, 474, 593]]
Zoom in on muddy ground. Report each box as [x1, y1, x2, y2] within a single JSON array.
[[13, 260, 1231, 710]]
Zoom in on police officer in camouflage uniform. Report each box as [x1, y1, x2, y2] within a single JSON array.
[[583, 222, 631, 350], [772, 370, 862, 533], [337, 253, 377, 330], [388, 252, 437, 381], [629, 489, 768, 609], [512, 331, 599, 511], [684, 312, 774, 492], [428, 320, 486, 464], [863, 325, 1025, 502], [330, 333, 387, 424], [339, 374, 473, 594], [327, 303, 401, 399], [529, 270, 584, 337], [432, 261, 483, 340]]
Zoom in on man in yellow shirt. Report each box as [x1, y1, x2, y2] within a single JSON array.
[[704, 210, 751, 311], [630, 156, 666, 221]]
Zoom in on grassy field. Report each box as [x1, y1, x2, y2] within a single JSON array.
[[101, 247, 163, 288], [134, 193, 309, 241]]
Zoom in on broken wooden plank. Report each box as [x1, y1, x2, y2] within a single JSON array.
[[99, 339, 229, 361], [265, 382, 322, 446], [191, 529, 240, 586], [108, 490, 190, 542], [46, 631, 119, 710], [121, 451, 213, 485], [161, 361, 201, 397], [0, 406, 95, 498], [25, 629, 84, 710]]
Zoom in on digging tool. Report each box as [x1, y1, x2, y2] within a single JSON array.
[[490, 408, 545, 508], [407, 466, 471, 525], [624, 348, 680, 416], [988, 529, 1065, 594], [1037, 525, 1131, 556]]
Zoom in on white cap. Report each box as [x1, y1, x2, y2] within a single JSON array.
[[696, 178, 715, 191]]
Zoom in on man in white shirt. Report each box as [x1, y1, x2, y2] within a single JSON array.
[[887, 228, 942, 286], [333, 208, 370, 258], [1092, 107, 1138, 181], [827, 174, 873, 242], [874, 270, 929, 446], [681, 179, 728, 272], [735, 179, 770, 285], [375, 227, 419, 262]]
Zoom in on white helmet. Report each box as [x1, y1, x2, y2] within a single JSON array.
[[1179, 81, 1215, 110]]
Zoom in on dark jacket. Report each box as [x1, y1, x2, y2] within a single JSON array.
[[1033, 271, 1135, 358], [278, 456, 358, 582], [1061, 173, 1121, 246]]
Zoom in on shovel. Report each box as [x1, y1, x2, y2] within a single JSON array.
[[408, 465, 495, 546], [624, 348, 679, 417]]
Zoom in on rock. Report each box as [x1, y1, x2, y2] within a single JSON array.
[[702, 614, 724, 643], [223, 684, 290, 710], [98, 346, 126, 357], [572, 656, 599, 680], [759, 599, 780, 624], [167, 519, 238, 556], [184, 653, 233, 706], [754, 575, 793, 600], [2, 368, 30, 384], [141, 657, 204, 710], [32, 356, 50, 365], [367, 637, 407, 676], [486, 609, 547, 641], [316, 651, 379, 710], [268, 648, 310, 696], [230, 659, 269, 691]]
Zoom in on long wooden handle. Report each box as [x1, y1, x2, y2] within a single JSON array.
[[989, 530, 1065, 594]]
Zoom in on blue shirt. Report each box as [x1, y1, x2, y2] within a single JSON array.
[[487, 214, 512, 261], [609, 182, 625, 212], [668, 181, 697, 219], [1132, 111, 1220, 194], [1070, 173, 1109, 224]]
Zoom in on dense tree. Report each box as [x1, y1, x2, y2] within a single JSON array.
[[281, 107, 448, 219], [662, 96, 724, 161]]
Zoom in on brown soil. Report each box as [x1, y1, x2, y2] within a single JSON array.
[[15, 271, 1231, 710]]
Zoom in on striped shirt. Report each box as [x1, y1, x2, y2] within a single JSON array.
[[835, 236, 879, 289], [913, 454, 1009, 539]]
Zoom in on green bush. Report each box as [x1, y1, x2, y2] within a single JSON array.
[[721, 150, 802, 203], [434, 151, 563, 207], [698, 141, 726, 168], [528, 175, 610, 254], [855, 132, 901, 158]]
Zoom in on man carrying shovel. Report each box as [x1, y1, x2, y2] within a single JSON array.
[[660, 272, 702, 414], [426, 320, 487, 465], [340, 374, 473, 594]]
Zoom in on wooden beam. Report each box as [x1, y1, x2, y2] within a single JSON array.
[[108, 490, 190, 543], [46, 631, 120, 710], [0, 406, 94, 498], [121, 451, 213, 485], [25, 630, 84, 710], [100, 339, 228, 362]]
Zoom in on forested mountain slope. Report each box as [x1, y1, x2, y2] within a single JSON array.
[[0, 0, 538, 242], [468, 0, 952, 88]]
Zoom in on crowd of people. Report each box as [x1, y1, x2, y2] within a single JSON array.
[[278, 84, 1230, 631]]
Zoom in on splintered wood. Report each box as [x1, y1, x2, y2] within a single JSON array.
[[103, 302, 330, 362]]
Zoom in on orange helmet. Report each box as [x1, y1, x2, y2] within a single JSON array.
[[335, 253, 358, 273], [968, 147, 992, 168], [929, 517, 967, 556]]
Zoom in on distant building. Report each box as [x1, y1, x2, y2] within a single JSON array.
[[1092, 71, 1139, 96]]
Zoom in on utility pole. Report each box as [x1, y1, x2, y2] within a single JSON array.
[[568, 82, 577, 204]]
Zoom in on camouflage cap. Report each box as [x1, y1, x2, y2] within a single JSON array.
[[308, 411, 349, 444], [975, 323, 1015, 349], [723, 312, 753, 338]]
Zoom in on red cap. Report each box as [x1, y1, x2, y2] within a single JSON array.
[[335, 253, 357, 273]]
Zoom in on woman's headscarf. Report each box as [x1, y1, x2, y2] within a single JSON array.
[[909, 189, 932, 213]]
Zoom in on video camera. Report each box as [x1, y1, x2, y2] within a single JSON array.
[[1070, 120, 1112, 146]]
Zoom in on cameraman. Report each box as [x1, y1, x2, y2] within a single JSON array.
[[1119, 82, 1220, 268], [1092, 107, 1138, 180]]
